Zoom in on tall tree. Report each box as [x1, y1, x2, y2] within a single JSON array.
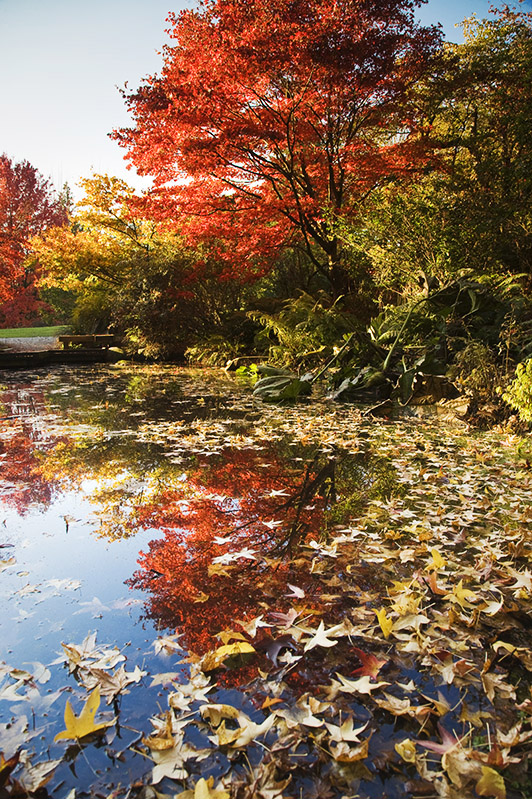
[[114, 0, 441, 297], [0, 154, 66, 325], [35, 173, 245, 353], [415, 4, 532, 280]]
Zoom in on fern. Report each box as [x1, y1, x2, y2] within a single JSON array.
[[248, 291, 356, 369]]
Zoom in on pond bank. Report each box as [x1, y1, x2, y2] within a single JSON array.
[[0, 346, 126, 369]]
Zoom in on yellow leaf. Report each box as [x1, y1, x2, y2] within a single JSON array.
[[214, 720, 242, 746], [195, 778, 230, 799], [142, 711, 174, 750], [476, 766, 506, 799], [395, 738, 417, 763], [202, 641, 255, 671], [175, 776, 230, 799], [330, 738, 369, 762], [374, 608, 393, 638], [445, 580, 478, 610], [200, 703, 240, 726], [218, 630, 247, 644], [427, 548, 446, 571], [54, 687, 113, 741]]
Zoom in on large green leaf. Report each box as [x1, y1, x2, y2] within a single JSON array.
[[253, 375, 312, 402]]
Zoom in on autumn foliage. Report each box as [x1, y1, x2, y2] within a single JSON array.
[[0, 154, 67, 325], [130, 446, 327, 655], [115, 0, 442, 294]]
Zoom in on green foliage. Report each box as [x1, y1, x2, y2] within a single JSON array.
[[448, 342, 504, 403], [252, 373, 313, 402], [185, 336, 244, 367], [248, 291, 357, 370], [71, 285, 113, 333], [502, 358, 532, 422]]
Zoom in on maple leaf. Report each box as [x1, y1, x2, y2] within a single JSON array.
[[169, 672, 214, 710], [476, 767, 506, 799], [444, 580, 478, 610], [351, 647, 388, 679], [211, 547, 257, 564], [334, 673, 390, 695], [330, 738, 369, 763], [416, 724, 459, 755], [82, 665, 146, 702], [325, 717, 368, 743], [236, 614, 269, 637], [54, 687, 114, 742], [202, 703, 275, 747], [201, 641, 255, 671], [426, 548, 447, 571], [153, 633, 184, 655], [375, 694, 431, 720], [150, 739, 189, 784], [143, 711, 176, 751], [17, 755, 62, 793], [506, 567, 532, 595], [374, 608, 394, 638], [481, 671, 516, 703], [175, 777, 230, 799], [303, 621, 343, 652]]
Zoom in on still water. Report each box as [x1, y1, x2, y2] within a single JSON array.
[[1, 364, 530, 799]]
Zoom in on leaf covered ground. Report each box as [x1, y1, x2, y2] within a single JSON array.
[[0, 365, 531, 799]]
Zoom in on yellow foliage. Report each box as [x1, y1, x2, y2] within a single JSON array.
[[54, 687, 113, 741]]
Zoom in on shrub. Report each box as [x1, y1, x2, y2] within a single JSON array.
[[502, 358, 532, 422]]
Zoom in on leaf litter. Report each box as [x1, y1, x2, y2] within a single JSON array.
[[0, 365, 531, 798]]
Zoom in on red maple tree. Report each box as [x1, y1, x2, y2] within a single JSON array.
[[0, 154, 67, 325], [115, 0, 441, 295]]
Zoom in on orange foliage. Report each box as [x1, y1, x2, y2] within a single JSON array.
[[129, 446, 328, 655]]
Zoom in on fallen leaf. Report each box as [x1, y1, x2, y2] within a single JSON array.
[[334, 673, 390, 695], [325, 717, 368, 743], [374, 608, 394, 638], [476, 767, 506, 799], [54, 687, 114, 741], [175, 776, 230, 799], [202, 641, 255, 671], [303, 621, 343, 652], [351, 647, 388, 679], [395, 738, 417, 763]]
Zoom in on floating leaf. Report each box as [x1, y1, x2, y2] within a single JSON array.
[[374, 608, 394, 638], [175, 777, 230, 799], [395, 738, 417, 763], [202, 641, 255, 671], [54, 687, 114, 741]]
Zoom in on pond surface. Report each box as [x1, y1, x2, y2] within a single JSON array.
[[0, 364, 531, 799]]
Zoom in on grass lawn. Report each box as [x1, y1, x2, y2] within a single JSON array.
[[0, 325, 71, 338]]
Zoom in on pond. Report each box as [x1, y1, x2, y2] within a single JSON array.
[[0, 364, 531, 799]]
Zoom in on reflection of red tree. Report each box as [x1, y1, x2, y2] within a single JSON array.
[[129, 447, 327, 655], [0, 387, 64, 514], [0, 425, 57, 513]]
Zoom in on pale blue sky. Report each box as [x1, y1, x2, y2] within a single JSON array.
[[0, 0, 526, 196]]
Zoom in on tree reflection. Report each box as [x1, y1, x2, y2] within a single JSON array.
[[0, 384, 64, 513], [128, 445, 335, 655]]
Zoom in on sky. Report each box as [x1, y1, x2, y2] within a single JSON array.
[[0, 0, 528, 198]]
